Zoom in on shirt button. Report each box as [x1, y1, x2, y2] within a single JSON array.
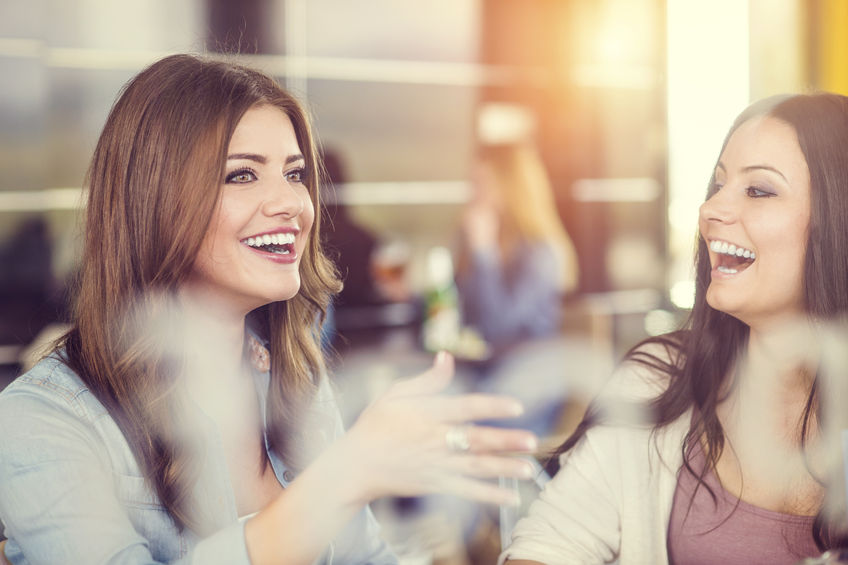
[[283, 470, 294, 482]]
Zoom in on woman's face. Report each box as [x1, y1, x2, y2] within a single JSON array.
[[187, 104, 314, 314], [699, 115, 811, 330]]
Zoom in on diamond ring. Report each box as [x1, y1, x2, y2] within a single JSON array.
[[445, 425, 472, 452]]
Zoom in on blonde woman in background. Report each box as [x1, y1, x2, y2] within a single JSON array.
[[455, 142, 580, 439], [456, 142, 579, 353]]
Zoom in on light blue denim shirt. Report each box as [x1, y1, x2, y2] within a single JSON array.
[[0, 351, 396, 564]]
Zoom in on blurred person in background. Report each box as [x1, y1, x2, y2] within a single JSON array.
[[320, 148, 381, 312], [456, 142, 579, 352], [0, 54, 539, 565], [318, 147, 379, 348], [454, 142, 580, 438], [503, 93, 848, 564], [0, 218, 69, 366]]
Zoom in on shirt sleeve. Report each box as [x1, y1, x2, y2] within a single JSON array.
[[304, 378, 399, 565], [498, 424, 624, 565], [457, 242, 562, 346], [0, 386, 251, 565], [498, 352, 674, 565]]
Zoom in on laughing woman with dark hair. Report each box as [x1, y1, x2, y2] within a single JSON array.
[[0, 54, 537, 565], [502, 93, 848, 565]]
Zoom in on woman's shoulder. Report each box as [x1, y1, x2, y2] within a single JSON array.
[[596, 335, 683, 410], [0, 353, 108, 423]]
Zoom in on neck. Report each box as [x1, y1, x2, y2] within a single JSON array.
[[724, 319, 818, 442], [744, 318, 817, 396], [177, 291, 249, 386]]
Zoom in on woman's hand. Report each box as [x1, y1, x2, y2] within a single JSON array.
[[341, 351, 538, 506], [462, 203, 500, 251]]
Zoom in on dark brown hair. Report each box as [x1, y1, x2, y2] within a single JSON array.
[[61, 54, 340, 531], [553, 92, 848, 550]]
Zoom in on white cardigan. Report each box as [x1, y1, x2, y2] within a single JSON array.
[[500, 347, 691, 565]]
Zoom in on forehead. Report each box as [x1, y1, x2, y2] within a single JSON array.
[[228, 104, 300, 152], [719, 115, 809, 185]]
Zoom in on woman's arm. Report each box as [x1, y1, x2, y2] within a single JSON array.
[[246, 352, 538, 565], [0, 354, 535, 564]]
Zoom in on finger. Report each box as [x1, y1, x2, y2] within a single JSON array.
[[464, 425, 538, 454], [388, 351, 454, 397], [426, 393, 525, 422], [447, 454, 535, 481]]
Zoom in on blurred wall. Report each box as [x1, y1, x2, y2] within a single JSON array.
[[0, 0, 841, 369]]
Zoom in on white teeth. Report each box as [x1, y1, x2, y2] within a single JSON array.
[[717, 266, 738, 274], [244, 232, 296, 249], [709, 239, 754, 259]]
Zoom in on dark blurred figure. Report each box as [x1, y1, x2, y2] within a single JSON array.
[[320, 149, 381, 346], [0, 218, 68, 384], [321, 148, 380, 308]]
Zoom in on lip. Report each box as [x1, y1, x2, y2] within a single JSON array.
[[241, 227, 301, 265]]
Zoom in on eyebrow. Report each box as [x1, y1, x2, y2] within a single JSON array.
[[226, 153, 305, 165], [715, 162, 788, 183]]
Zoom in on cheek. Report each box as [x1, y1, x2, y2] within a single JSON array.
[[763, 215, 808, 278], [782, 210, 810, 263], [301, 193, 316, 236]]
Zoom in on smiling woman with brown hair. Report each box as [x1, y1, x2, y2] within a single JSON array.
[[502, 93, 848, 565], [0, 54, 538, 565]]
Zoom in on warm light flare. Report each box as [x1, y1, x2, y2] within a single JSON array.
[[666, 0, 750, 309]]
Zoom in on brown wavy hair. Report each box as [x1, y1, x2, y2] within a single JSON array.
[[60, 54, 341, 531], [552, 92, 848, 550]]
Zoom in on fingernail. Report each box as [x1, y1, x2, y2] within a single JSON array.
[[509, 402, 524, 417], [435, 351, 447, 366], [525, 435, 538, 452], [521, 462, 534, 479]]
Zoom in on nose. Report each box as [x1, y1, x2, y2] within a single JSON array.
[[699, 184, 735, 225], [262, 178, 306, 219]]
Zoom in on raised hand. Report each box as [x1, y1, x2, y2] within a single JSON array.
[[342, 351, 538, 506]]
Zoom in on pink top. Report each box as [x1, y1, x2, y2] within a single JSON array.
[[667, 445, 820, 565]]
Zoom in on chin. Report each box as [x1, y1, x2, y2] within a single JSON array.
[[254, 291, 299, 307], [706, 293, 746, 322]]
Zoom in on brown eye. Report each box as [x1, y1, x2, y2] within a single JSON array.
[[745, 186, 775, 198], [225, 168, 257, 184], [285, 168, 305, 183]]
